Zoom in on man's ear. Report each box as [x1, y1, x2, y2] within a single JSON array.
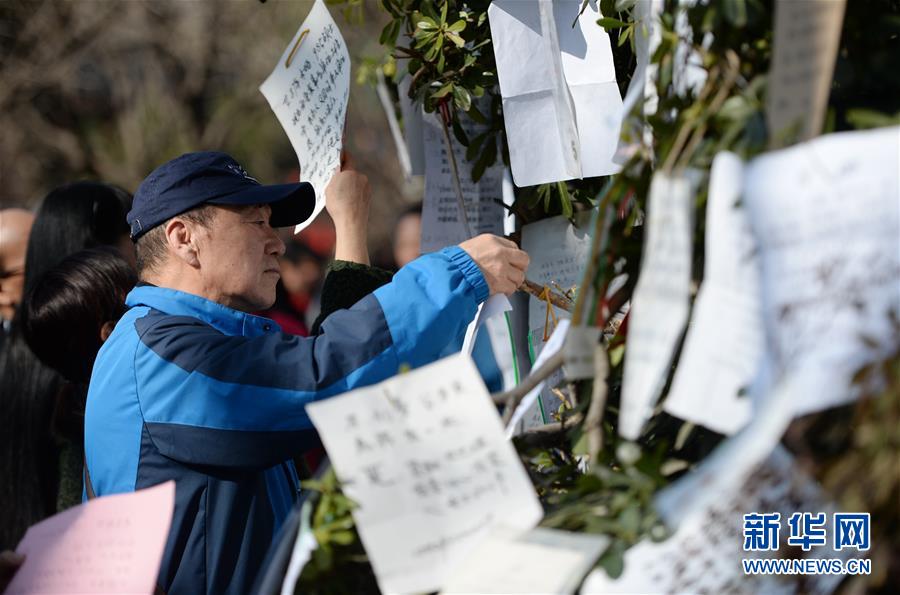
[[99, 320, 116, 343], [164, 218, 201, 268]]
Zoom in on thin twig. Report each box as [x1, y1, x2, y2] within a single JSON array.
[[437, 106, 474, 239], [495, 349, 565, 414], [513, 413, 584, 448], [660, 64, 720, 174], [518, 279, 574, 312], [572, 200, 615, 325], [584, 345, 610, 459], [673, 51, 741, 172]]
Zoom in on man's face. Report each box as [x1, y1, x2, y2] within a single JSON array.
[[0, 209, 35, 321], [194, 204, 286, 312]]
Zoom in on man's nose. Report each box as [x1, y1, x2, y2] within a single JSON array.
[[268, 229, 286, 257]]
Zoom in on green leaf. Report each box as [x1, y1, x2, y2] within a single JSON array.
[[722, 0, 747, 28], [558, 182, 573, 218], [446, 31, 465, 48], [466, 103, 487, 124], [452, 115, 469, 146], [447, 19, 466, 33], [597, 17, 628, 30], [416, 17, 437, 30], [431, 83, 453, 99], [471, 136, 496, 182], [597, 541, 626, 579], [452, 86, 471, 112], [440, 0, 448, 23], [466, 132, 487, 161], [329, 530, 356, 546], [600, 0, 615, 18]]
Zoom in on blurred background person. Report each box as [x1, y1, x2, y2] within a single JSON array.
[[0, 209, 35, 345], [0, 182, 133, 549]]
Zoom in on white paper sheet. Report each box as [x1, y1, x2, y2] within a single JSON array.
[[563, 325, 602, 381], [507, 319, 571, 438], [664, 152, 763, 434], [260, 0, 350, 232], [619, 173, 693, 440], [306, 354, 543, 594], [743, 126, 900, 417], [489, 0, 623, 187], [767, 0, 846, 146], [441, 527, 608, 595], [522, 211, 593, 423], [420, 105, 505, 253], [462, 294, 513, 355], [583, 447, 847, 595]]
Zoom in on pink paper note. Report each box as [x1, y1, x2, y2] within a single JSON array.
[[6, 481, 175, 595]]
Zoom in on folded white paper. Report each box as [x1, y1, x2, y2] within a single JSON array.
[[489, 0, 623, 187]]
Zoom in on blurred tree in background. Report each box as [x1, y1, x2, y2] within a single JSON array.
[[0, 0, 410, 258]]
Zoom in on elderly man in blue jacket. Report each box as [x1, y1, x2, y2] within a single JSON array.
[[84, 152, 528, 594]]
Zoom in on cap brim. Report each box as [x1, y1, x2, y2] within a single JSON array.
[[208, 182, 316, 229]]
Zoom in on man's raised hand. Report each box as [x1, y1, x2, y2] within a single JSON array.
[[459, 234, 530, 296]]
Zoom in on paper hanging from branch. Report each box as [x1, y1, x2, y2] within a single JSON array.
[[521, 211, 593, 425], [260, 0, 350, 232], [306, 353, 543, 594], [743, 125, 900, 418], [664, 152, 763, 435], [619, 173, 694, 440], [420, 103, 505, 253], [767, 0, 846, 148], [489, 0, 622, 187]]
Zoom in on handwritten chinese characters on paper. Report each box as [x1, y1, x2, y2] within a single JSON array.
[[260, 0, 350, 232], [306, 354, 543, 594]]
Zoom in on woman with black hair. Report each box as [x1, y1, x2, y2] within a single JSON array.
[[0, 182, 134, 550], [21, 247, 137, 384]]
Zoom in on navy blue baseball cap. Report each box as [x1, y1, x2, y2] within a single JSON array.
[[127, 151, 316, 240]]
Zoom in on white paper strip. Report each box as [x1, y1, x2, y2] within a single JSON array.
[[619, 173, 693, 439], [664, 152, 763, 434]]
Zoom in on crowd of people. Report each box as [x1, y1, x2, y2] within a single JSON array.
[[0, 151, 529, 593]]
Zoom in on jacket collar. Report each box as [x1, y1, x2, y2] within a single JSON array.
[[125, 285, 280, 338]]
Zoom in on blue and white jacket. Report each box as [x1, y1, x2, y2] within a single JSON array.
[[84, 247, 488, 594]]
